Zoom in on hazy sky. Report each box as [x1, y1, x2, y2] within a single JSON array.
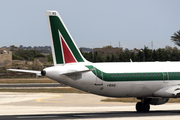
[[1, 0, 180, 49]]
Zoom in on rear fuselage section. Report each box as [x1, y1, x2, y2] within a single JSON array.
[[44, 62, 180, 98]]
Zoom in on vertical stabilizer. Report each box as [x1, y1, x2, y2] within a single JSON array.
[[46, 11, 87, 65]]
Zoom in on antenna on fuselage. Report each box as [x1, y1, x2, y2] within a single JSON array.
[[130, 59, 133, 62]]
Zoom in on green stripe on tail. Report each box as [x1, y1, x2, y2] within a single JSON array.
[[49, 16, 84, 64]]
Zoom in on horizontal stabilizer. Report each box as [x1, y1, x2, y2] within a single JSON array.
[[61, 69, 95, 75], [7, 69, 41, 76]]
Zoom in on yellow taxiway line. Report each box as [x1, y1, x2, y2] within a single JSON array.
[[36, 95, 62, 103]]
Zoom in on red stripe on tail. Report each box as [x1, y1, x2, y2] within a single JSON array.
[[61, 36, 77, 63]]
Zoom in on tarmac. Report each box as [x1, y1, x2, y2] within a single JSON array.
[[0, 92, 180, 120]]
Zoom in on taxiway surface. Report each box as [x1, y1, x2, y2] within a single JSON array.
[[0, 92, 180, 120]]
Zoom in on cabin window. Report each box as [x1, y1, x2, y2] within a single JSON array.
[[172, 73, 174, 76], [126, 74, 128, 77], [129, 74, 131, 77], [111, 74, 113, 77], [178, 73, 180, 76], [123, 74, 125, 77], [135, 74, 137, 77], [175, 73, 177, 76], [158, 73, 160, 76], [117, 74, 119, 77], [144, 73, 146, 76], [149, 73, 151, 76], [138, 74, 140, 77], [120, 74, 122, 77], [132, 74, 134, 77], [155, 73, 157, 76], [114, 74, 116, 77]]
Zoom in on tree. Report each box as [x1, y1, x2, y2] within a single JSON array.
[[93, 52, 98, 62], [152, 50, 157, 61], [143, 46, 154, 61], [47, 54, 53, 63], [111, 54, 116, 62], [137, 50, 144, 61], [118, 54, 123, 62], [12, 50, 45, 61], [10, 45, 18, 51], [171, 30, 180, 46], [103, 45, 113, 48], [105, 55, 111, 62]]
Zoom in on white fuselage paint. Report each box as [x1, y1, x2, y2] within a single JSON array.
[[44, 62, 180, 98]]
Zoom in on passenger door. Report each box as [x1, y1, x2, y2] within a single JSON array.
[[162, 69, 169, 83], [94, 68, 103, 85]]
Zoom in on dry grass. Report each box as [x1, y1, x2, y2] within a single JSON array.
[[0, 87, 86, 93], [168, 98, 180, 103], [101, 97, 180, 103], [101, 98, 140, 102], [0, 79, 57, 84]]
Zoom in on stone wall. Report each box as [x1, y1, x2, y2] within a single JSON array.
[[94, 47, 123, 57], [12, 60, 26, 65], [12, 58, 47, 66], [0, 49, 12, 67], [35, 57, 48, 63]]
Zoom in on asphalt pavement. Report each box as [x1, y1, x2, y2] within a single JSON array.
[[0, 93, 180, 120]]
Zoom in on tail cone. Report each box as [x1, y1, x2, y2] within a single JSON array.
[[41, 70, 46, 76]]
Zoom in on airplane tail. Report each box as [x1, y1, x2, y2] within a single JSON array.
[[46, 11, 87, 66]]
